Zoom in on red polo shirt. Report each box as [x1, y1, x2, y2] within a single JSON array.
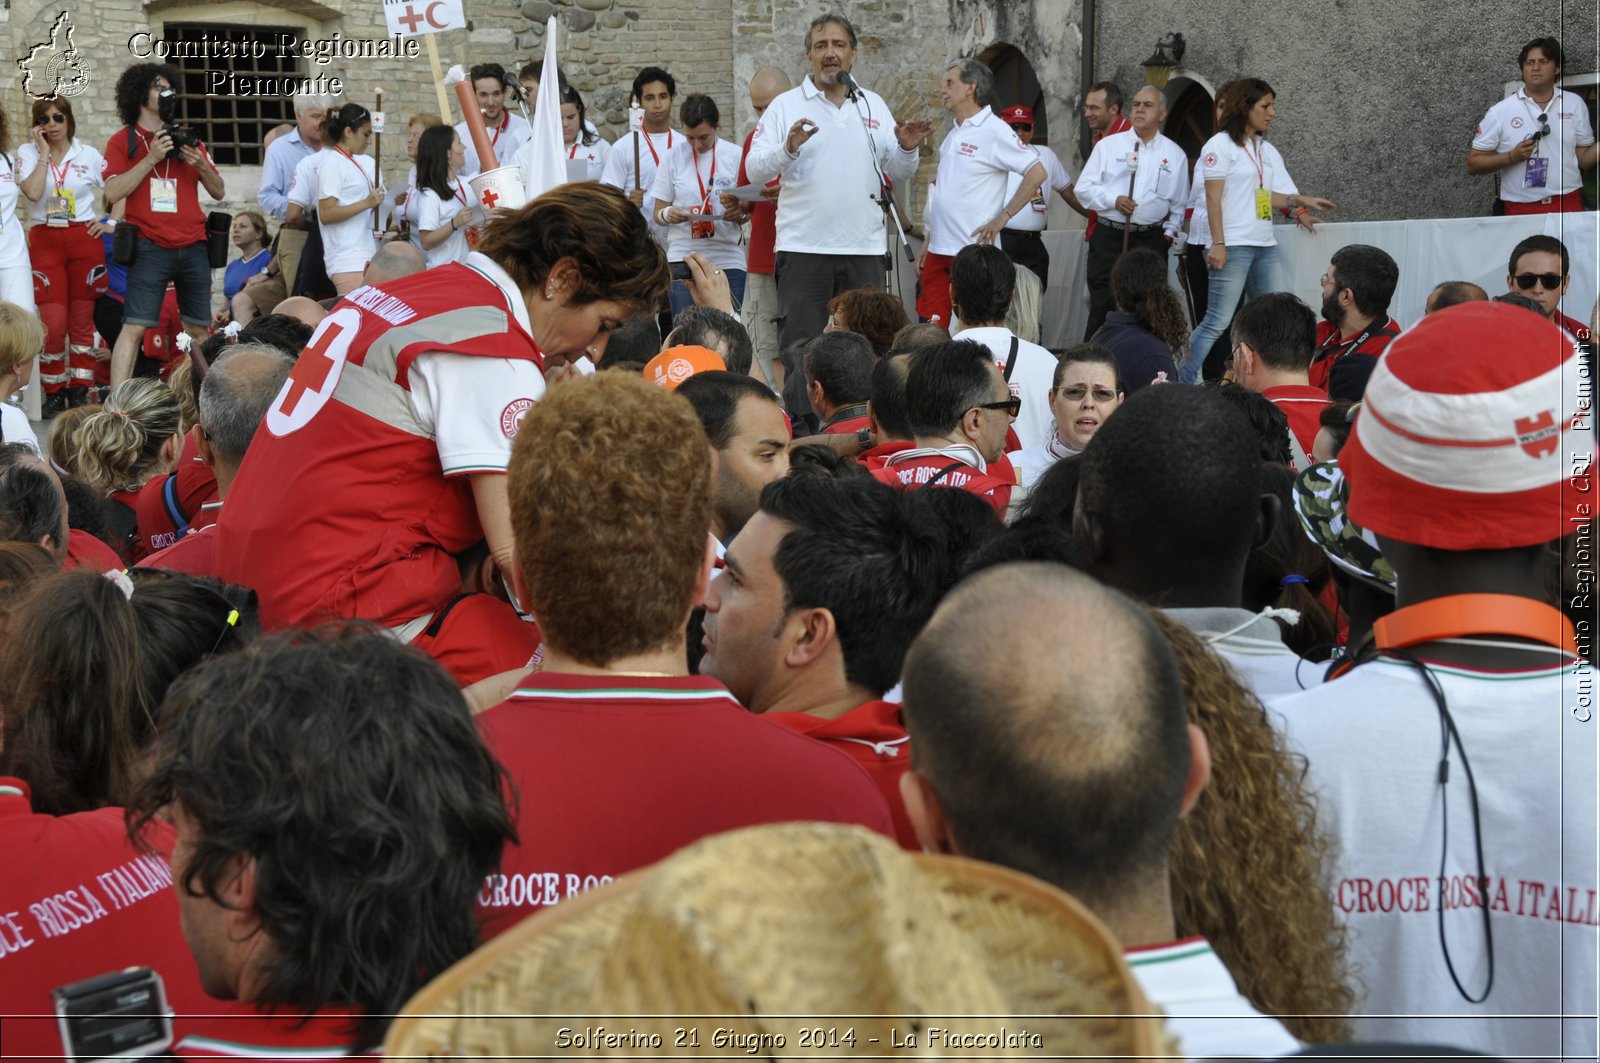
[[103, 127, 213, 249], [1260, 383, 1331, 465], [140, 502, 222, 576], [1308, 317, 1400, 401], [738, 129, 778, 275], [64, 529, 124, 572], [859, 439, 914, 473], [0, 778, 251, 1060], [821, 413, 871, 435], [871, 448, 1014, 516], [474, 671, 895, 939], [1556, 309, 1593, 342], [765, 700, 917, 849]]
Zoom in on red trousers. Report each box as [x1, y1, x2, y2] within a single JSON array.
[[30, 222, 100, 392], [1503, 190, 1585, 215], [917, 251, 955, 325]]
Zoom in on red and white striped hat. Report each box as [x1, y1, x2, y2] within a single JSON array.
[[1342, 302, 1594, 550]]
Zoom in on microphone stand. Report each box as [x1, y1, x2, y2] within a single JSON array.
[[844, 77, 914, 296], [505, 76, 533, 129]]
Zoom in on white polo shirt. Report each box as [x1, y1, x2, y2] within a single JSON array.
[[956, 325, 1057, 452], [566, 136, 610, 182], [647, 137, 746, 272], [1184, 167, 1211, 248], [16, 139, 105, 225], [1197, 132, 1298, 248], [1473, 87, 1595, 202], [457, 110, 532, 178], [924, 107, 1042, 257], [745, 75, 921, 257], [600, 128, 677, 246], [1002, 143, 1072, 233], [1073, 128, 1190, 234]]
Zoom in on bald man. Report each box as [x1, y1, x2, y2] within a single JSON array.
[[899, 562, 1297, 1058], [271, 295, 328, 328], [365, 240, 426, 285], [730, 65, 794, 391]]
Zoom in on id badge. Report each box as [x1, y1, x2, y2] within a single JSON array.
[[46, 190, 74, 227], [1525, 156, 1549, 189], [1255, 187, 1272, 221], [1029, 187, 1047, 211], [151, 178, 178, 214], [689, 205, 715, 240]]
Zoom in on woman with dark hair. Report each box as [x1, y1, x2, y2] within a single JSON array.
[[825, 285, 909, 357], [214, 182, 669, 686], [560, 82, 610, 181], [316, 102, 383, 295], [412, 125, 477, 267], [1185, 78, 1335, 382], [1091, 248, 1184, 393], [18, 96, 105, 413], [647, 93, 745, 318], [1011, 342, 1124, 489]]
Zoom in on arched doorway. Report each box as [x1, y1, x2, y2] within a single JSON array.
[[1163, 77, 1215, 170], [978, 43, 1049, 145]]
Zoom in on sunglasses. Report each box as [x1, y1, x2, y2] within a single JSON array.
[[1515, 272, 1565, 291], [1056, 385, 1119, 403], [35, 113, 67, 125], [973, 397, 1022, 418], [1009, 123, 1033, 132]]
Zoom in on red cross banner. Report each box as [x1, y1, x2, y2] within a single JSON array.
[[383, 0, 465, 37]]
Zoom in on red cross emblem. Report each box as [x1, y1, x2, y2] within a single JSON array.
[[481, 187, 500, 208]]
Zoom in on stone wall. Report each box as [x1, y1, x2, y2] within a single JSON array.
[[1096, 3, 1600, 221]]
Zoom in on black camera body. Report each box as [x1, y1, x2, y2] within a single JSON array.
[[53, 967, 173, 1063], [157, 89, 202, 152]]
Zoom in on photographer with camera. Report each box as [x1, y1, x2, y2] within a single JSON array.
[[103, 63, 224, 389]]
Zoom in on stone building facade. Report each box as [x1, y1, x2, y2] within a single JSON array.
[[1, 0, 1594, 224]]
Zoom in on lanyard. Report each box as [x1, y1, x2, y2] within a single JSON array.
[[335, 147, 373, 194], [568, 141, 579, 159], [488, 109, 509, 147], [693, 145, 717, 210], [638, 129, 671, 168], [134, 127, 172, 181], [1242, 136, 1266, 188], [1315, 318, 1383, 362], [451, 177, 469, 209], [48, 148, 72, 194]]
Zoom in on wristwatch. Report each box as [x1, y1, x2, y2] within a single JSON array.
[[855, 426, 872, 450]]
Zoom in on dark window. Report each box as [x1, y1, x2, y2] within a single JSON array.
[[163, 23, 304, 166]]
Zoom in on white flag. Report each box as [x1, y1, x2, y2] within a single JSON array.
[[518, 18, 566, 201]]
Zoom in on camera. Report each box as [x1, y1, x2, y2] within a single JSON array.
[[54, 967, 174, 1063], [157, 89, 202, 152]]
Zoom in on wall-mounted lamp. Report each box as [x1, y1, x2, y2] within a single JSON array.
[[1140, 32, 1186, 90]]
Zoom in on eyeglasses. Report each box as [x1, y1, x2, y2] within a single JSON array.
[[972, 397, 1022, 418], [1515, 272, 1565, 291], [36, 113, 68, 125], [1055, 385, 1118, 403]]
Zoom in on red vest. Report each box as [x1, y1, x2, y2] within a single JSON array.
[[214, 264, 543, 631]]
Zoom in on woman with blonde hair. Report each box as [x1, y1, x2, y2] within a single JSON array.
[[0, 301, 44, 453], [73, 377, 182, 561], [1152, 611, 1356, 1043]]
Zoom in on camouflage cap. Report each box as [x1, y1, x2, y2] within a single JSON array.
[[1292, 461, 1396, 592]]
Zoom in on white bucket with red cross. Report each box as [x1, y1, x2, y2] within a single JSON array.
[[469, 165, 527, 215]]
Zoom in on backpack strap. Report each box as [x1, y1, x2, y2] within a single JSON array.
[[161, 474, 192, 538], [923, 462, 968, 488]]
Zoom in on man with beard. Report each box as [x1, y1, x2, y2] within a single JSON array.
[[1307, 244, 1400, 401]]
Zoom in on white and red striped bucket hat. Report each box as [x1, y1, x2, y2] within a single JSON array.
[[1342, 302, 1593, 549]]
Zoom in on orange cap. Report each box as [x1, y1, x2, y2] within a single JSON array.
[[644, 345, 726, 390]]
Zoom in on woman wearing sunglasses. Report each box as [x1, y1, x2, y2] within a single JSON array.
[[1011, 344, 1123, 490]]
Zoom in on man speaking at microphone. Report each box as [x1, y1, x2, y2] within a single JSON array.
[[746, 13, 932, 430]]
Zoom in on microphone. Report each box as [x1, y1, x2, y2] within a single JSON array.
[[837, 69, 860, 101]]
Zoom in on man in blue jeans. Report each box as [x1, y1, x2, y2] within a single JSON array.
[[103, 62, 225, 386]]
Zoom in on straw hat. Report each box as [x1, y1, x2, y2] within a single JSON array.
[[385, 822, 1171, 1060]]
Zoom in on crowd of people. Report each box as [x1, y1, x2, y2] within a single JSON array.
[[0, 15, 1596, 1062]]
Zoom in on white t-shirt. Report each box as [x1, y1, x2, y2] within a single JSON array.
[[1164, 606, 1318, 702], [0, 156, 27, 279], [1073, 129, 1189, 233], [1197, 132, 1298, 248], [0, 403, 39, 454], [925, 107, 1042, 257], [286, 149, 327, 213], [647, 138, 746, 272], [1008, 436, 1079, 490], [1126, 938, 1299, 1059], [414, 179, 475, 268], [600, 128, 677, 245], [744, 76, 921, 257], [957, 325, 1057, 452], [317, 149, 378, 274], [16, 139, 105, 225], [1274, 654, 1596, 1059], [456, 111, 532, 178], [1473, 87, 1596, 201], [1002, 143, 1072, 233], [566, 136, 610, 182]]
